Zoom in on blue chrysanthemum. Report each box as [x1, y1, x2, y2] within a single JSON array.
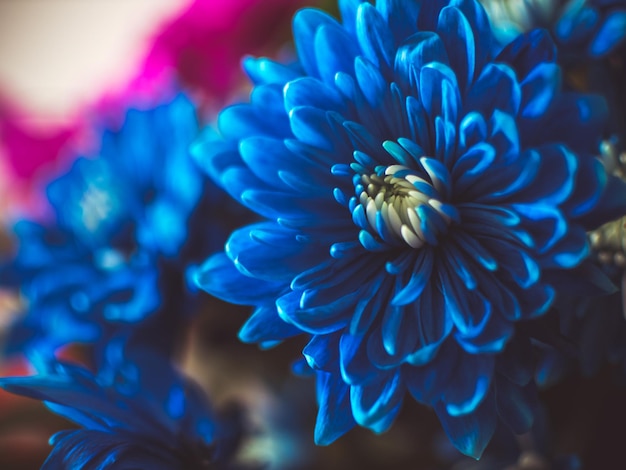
[[0, 219, 159, 357], [481, 0, 626, 58], [193, 0, 626, 458], [534, 138, 626, 385], [0, 348, 242, 469], [0, 95, 217, 363]]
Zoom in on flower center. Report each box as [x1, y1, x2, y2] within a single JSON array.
[[80, 183, 115, 232], [356, 164, 456, 248], [591, 140, 626, 268], [590, 216, 626, 268]]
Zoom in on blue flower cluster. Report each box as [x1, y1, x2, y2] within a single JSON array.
[[1, 0, 626, 467], [555, 0, 626, 57], [0, 95, 245, 467], [0, 347, 241, 469], [1, 96, 208, 364], [481, 0, 626, 58], [535, 138, 626, 385], [193, 0, 626, 458]]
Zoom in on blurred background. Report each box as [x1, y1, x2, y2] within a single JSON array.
[[0, 0, 185, 121]]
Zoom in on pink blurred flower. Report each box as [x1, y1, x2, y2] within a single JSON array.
[[0, 99, 80, 219], [100, 0, 309, 119]]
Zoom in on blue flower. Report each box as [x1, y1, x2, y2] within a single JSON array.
[[193, 0, 626, 458], [0, 95, 217, 364], [49, 95, 203, 258], [0, 220, 159, 358], [481, 0, 626, 58], [534, 138, 626, 384], [556, 0, 626, 57], [0, 348, 242, 469]]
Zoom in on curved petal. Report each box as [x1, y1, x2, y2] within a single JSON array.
[[293, 9, 341, 79], [437, 5, 476, 92], [394, 32, 449, 90], [225, 223, 316, 282], [218, 103, 286, 141], [419, 63, 460, 125], [284, 77, 345, 113], [405, 341, 457, 405], [339, 0, 363, 34], [435, 389, 497, 459], [350, 369, 404, 429], [511, 145, 576, 206], [315, 23, 360, 84], [496, 29, 556, 80], [589, 11, 626, 56], [442, 353, 494, 417], [304, 333, 341, 371], [243, 57, 301, 85], [277, 289, 353, 334], [340, 332, 379, 385], [356, 3, 395, 70], [455, 310, 513, 354], [314, 371, 356, 445], [466, 62, 521, 117], [520, 62, 561, 118], [238, 304, 301, 344]]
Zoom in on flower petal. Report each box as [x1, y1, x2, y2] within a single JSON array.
[[239, 304, 301, 344], [315, 23, 360, 85], [442, 354, 494, 417], [520, 62, 560, 118], [243, 57, 301, 85], [465, 63, 520, 117], [314, 371, 356, 445], [304, 333, 341, 371], [435, 389, 497, 459], [356, 2, 395, 70], [350, 370, 404, 430], [437, 5, 475, 92], [293, 9, 340, 78]]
